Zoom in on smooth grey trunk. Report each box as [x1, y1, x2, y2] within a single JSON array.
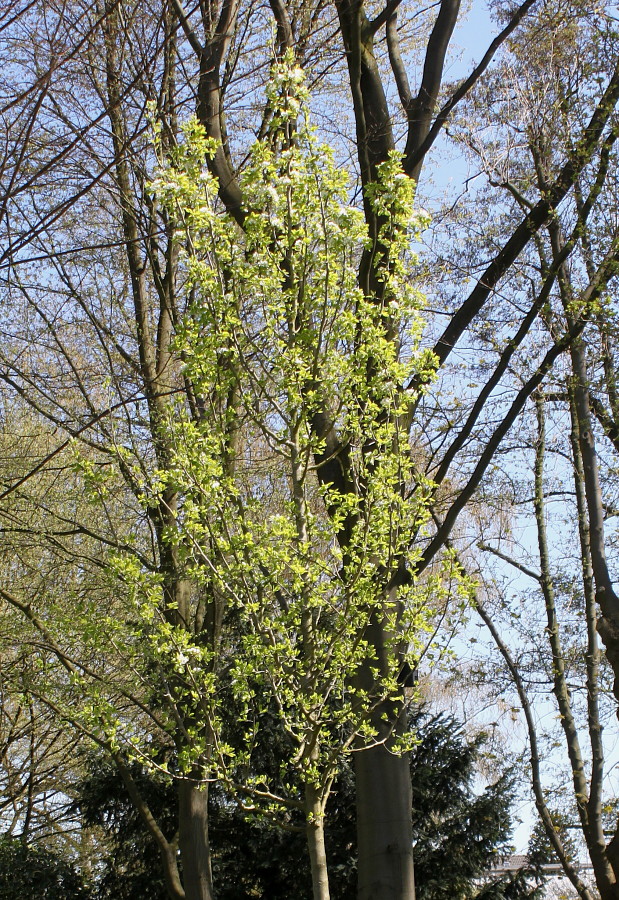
[[355, 744, 415, 900], [178, 780, 214, 900]]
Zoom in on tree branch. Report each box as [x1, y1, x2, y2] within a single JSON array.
[[385, 12, 412, 108], [405, 0, 539, 177], [475, 597, 596, 900], [403, 0, 460, 182], [477, 542, 541, 582], [368, 0, 405, 35], [414, 63, 619, 382], [169, 0, 203, 56], [418, 235, 619, 574]]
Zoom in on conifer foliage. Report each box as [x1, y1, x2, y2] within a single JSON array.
[[68, 709, 539, 900]]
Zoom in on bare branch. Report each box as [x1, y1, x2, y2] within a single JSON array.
[[404, 0, 539, 177]]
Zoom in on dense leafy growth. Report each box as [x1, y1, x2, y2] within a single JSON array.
[[0, 837, 91, 900]]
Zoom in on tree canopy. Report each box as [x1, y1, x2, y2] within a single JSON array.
[[1, 0, 619, 898]]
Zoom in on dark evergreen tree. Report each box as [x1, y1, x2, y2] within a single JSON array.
[[77, 757, 174, 900], [0, 836, 92, 900], [407, 710, 544, 900], [75, 708, 543, 899]]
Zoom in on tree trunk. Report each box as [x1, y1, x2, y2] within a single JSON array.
[[305, 784, 331, 900], [178, 780, 214, 900], [355, 744, 415, 900]]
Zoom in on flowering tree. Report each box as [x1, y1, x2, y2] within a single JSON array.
[[142, 56, 452, 899]]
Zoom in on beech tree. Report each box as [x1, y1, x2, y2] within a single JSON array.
[[1, 0, 619, 898]]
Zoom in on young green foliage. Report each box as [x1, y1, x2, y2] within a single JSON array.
[[147, 52, 446, 833]]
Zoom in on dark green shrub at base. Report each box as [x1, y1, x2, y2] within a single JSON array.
[[0, 836, 91, 900]]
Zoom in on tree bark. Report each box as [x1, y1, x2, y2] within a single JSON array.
[[178, 779, 214, 900], [355, 744, 415, 900], [305, 784, 331, 900]]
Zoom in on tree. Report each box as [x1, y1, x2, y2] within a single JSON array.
[[439, 10, 619, 899], [175, 0, 619, 892], [0, 836, 92, 900], [1, 0, 619, 897], [143, 62, 447, 899], [77, 754, 174, 900], [0, 410, 111, 862], [76, 707, 535, 900]]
